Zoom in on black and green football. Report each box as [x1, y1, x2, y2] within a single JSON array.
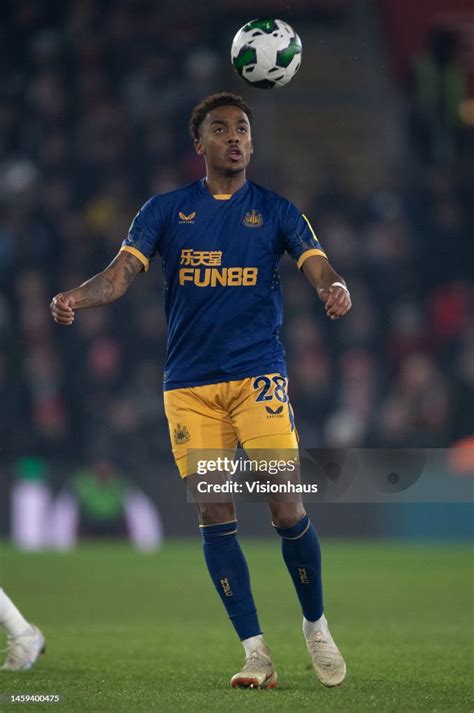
[[231, 19, 302, 89]]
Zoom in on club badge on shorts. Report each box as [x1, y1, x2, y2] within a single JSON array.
[[174, 423, 191, 445]]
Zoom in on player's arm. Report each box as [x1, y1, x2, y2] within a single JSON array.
[[50, 250, 143, 326], [301, 255, 351, 320]]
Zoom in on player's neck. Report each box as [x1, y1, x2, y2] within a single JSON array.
[[204, 172, 247, 197]]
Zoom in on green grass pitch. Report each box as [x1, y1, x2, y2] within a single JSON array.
[[0, 540, 472, 712]]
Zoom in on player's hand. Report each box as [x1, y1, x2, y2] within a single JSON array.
[[50, 292, 76, 325], [318, 283, 351, 320]]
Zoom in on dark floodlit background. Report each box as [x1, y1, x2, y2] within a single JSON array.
[[0, 0, 473, 542]]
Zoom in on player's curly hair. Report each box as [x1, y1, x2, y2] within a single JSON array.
[[189, 92, 254, 141]]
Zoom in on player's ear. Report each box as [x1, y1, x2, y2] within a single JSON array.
[[194, 138, 205, 155]]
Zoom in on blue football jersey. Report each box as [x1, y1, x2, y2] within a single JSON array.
[[121, 179, 327, 390]]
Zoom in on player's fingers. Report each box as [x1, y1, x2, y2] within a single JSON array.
[[325, 289, 347, 314], [325, 297, 339, 314], [327, 293, 351, 319], [328, 295, 351, 319], [52, 304, 73, 317], [51, 296, 73, 314], [326, 292, 345, 311], [51, 307, 74, 319], [50, 299, 75, 324], [54, 317, 74, 326], [51, 304, 74, 317], [326, 285, 348, 305], [333, 294, 351, 313], [53, 313, 75, 325], [324, 291, 339, 309], [51, 293, 73, 306]]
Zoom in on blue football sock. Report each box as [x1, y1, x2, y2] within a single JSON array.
[[275, 514, 323, 622], [201, 521, 262, 640]]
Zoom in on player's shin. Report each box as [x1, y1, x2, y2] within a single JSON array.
[[0, 588, 31, 638], [200, 521, 262, 640], [274, 513, 324, 622]]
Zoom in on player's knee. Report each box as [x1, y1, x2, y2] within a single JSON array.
[[269, 502, 305, 529], [197, 502, 236, 526]]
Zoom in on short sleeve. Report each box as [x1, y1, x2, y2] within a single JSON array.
[[120, 197, 162, 272], [281, 201, 327, 270]]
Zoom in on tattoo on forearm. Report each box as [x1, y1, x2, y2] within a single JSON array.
[[74, 274, 116, 307], [73, 252, 141, 308], [121, 253, 138, 288]]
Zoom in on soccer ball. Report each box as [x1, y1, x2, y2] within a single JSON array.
[[231, 19, 302, 89]]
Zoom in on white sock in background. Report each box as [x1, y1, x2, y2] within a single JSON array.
[[0, 588, 31, 638], [303, 613, 329, 639]]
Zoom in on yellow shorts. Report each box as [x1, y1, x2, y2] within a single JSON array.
[[163, 373, 299, 477]]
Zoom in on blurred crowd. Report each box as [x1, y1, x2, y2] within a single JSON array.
[[0, 0, 473, 478]]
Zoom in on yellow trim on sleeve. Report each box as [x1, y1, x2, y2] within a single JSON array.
[[213, 194, 232, 200], [302, 213, 318, 240], [120, 245, 150, 272], [297, 214, 327, 269], [297, 248, 328, 270]]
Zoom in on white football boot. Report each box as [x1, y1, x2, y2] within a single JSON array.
[[304, 621, 346, 687], [230, 643, 278, 689], [1, 625, 46, 671]]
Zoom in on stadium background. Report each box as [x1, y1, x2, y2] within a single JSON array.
[[0, 1, 473, 536]]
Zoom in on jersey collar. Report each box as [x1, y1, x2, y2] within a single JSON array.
[[199, 178, 250, 202]]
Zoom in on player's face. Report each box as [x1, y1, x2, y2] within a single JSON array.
[[195, 105, 253, 175]]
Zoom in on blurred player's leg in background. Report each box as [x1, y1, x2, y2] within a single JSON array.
[[0, 588, 45, 671], [124, 489, 163, 551]]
